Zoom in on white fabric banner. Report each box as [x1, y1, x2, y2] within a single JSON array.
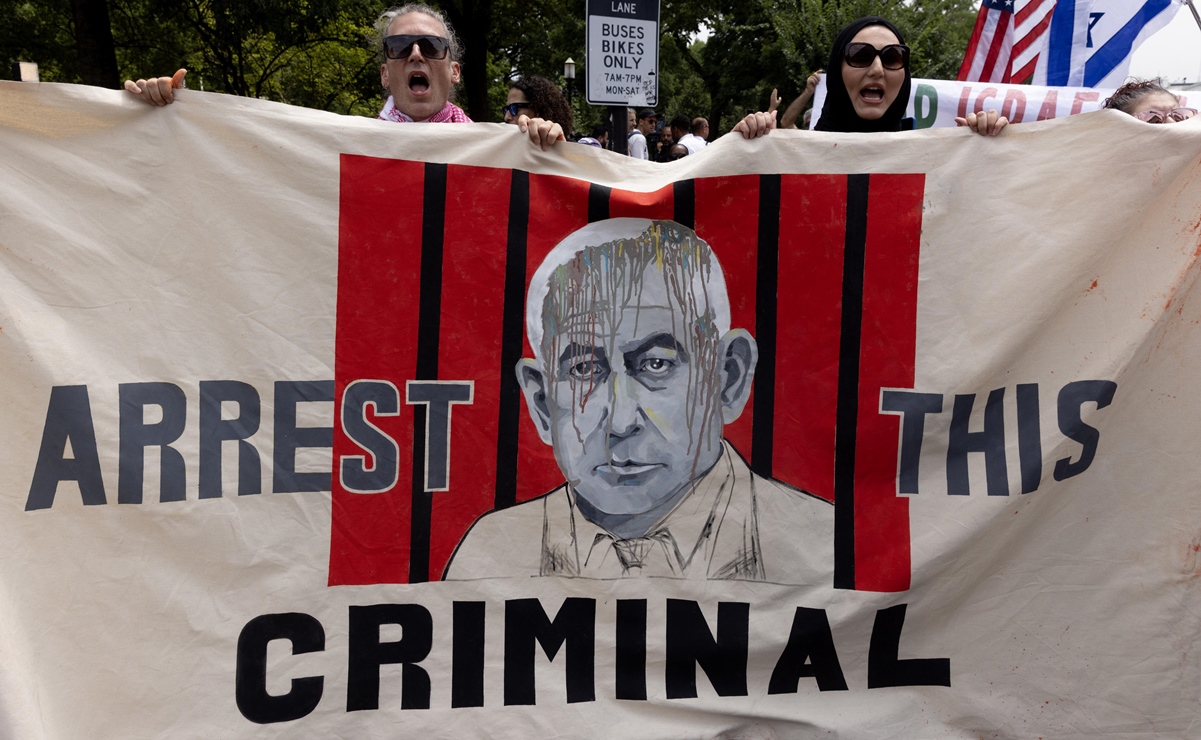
[[2, 80, 1201, 738], [811, 75, 1193, 129]]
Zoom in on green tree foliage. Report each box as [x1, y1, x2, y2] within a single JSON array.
[[481, 0, 585, 124], [2, 0, 976, 129], [148, 0, 381, 110], [2, 0, 84, 83], [654, 0, 977, 132], [3, 0, 382, 116], [660, 2, 789, 132], [766, 0, 977, 107], [656, 31, 711, 124]]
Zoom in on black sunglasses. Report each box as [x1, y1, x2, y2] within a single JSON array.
[[383, 34, 450, 60], [502, 101, 532, 117], [844, 42, 910, 70]]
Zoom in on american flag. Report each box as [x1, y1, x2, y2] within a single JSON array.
[[957, 0, 1058, 83]]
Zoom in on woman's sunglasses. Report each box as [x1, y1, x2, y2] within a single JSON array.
[[1133, 107, 1196, 124], [383, 34, 450, 60], [844, 42, 910, 70], [502, 101, 532, 117]]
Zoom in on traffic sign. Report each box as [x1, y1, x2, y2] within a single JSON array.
[[585, 0, 660, 106]]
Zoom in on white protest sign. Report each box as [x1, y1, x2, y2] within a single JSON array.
[[809, 75, 1192, 129]]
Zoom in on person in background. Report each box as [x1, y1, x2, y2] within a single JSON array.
[[1102, 78, 1196, 124], [590, 124, 609, 149], [668, 115, 690, 148], [627, 108, 655, 159], [735, 17, 1005, 138], [504, 75, 574, 138], [654, 119, 675, 162], [770, 70, 823, 130], [123, 3, 564, 149], [665, 142, 689, 161], [677, 117, 708, 153]]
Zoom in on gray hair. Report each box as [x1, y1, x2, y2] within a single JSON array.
[[374, 4, 464, 63], [525, 219, 731, 366]]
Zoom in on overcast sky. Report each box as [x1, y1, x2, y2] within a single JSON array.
[[1121, 5, 1200, 83]]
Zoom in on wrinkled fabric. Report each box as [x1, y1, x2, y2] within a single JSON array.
[[2, 79, 1201, 739]]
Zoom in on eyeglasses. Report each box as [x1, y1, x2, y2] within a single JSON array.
[[844, 42, 910, 70], [1133, 107, 1196, 124], [502, 101, 532, 117], [383, 34, 450, 60]]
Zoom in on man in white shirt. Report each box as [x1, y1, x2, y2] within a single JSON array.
[[677, 116, 709, 154], [626, 108, 655, 160]]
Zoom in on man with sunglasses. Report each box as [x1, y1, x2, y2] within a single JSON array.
[[124, 4, 563, 148], [378, 6, 468, 125]]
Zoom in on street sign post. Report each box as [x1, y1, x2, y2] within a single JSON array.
[[585, 0, 660, 107]]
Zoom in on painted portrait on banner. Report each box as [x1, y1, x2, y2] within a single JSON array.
[[330, 161, 925, 592], [443, 218, 833, 582]]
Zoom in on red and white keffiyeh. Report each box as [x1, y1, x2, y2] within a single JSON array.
[[378, 97, 472, 123]]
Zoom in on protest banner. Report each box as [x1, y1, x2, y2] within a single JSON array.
[[2, 80, 1201, 738], [810, 75, 1191, 128]]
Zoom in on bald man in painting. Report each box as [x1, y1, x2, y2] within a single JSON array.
[[444, 219, 833, 583]]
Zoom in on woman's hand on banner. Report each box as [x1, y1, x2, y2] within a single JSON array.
[[516, 115, 565, 151], [956, 109, 1008, 136], [733, 110, 777, 140], [124, 69, 187, 106]]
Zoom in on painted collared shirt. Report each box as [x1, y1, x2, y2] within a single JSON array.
[[444, 441, 834, 585]]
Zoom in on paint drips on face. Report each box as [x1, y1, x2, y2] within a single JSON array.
[[536, 221, 728, 520]]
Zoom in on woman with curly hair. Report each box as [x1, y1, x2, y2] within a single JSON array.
[[1103, 78, 1196, 124], [504, 76, 575, 138]]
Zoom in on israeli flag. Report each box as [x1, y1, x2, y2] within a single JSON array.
[[1034, 0, 1183, 87]]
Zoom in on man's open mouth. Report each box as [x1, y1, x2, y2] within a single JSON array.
[[408, 73, 429, 93]]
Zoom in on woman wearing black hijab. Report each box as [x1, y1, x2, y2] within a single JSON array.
[[814, 16, 912, 133], [734, 17, 1006, 137]]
